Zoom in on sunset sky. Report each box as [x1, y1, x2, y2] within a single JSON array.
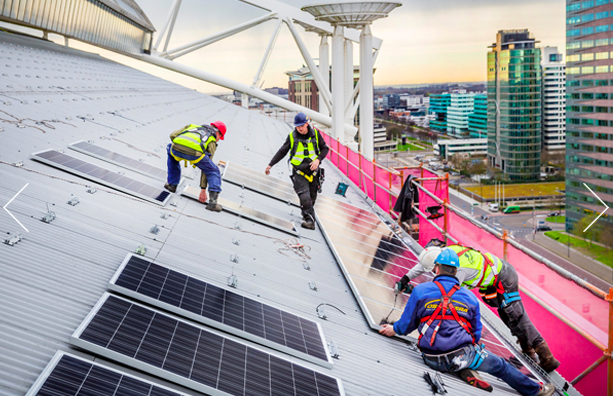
[[59, 0, 566, 93]]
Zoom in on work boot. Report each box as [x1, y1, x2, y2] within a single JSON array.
[[537, 383, 555, 396], [458, 369, 493, 392], [164, 183, 177, 193], [518, 339, 538, 361], [206, 191, 223, 212], [534, 341, 560, 372], [301, 213, 315, 230]]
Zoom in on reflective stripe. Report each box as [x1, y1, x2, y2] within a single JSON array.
[[500, 291, 521, 308], [172, 124, 216, 153], [289, 128, 320, 166], [452, 246, 503, 289]]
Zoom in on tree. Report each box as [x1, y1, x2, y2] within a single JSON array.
[[386, 127, 400, 141], [599, 225, 613, 251], [572, 213, 601, 248]]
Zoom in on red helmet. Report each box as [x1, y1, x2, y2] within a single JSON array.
[[211, 121, 227, 140]]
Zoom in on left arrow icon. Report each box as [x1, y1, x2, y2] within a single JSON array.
[[3, 183, 29, 232]]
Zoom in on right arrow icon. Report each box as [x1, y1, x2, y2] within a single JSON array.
[[583, 183, 610, 232]]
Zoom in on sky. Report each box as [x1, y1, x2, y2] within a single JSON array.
[[53, 0, 566, 94]]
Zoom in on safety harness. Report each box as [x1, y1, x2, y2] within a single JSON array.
[[455, 247, 520, 308], [418, 281, 475, 347], [289, 127, 320, 166], [171, 125, 216, 168]]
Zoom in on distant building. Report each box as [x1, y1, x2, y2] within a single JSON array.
[[434, 138, 488, 160], [468, 94, 487, 138], [373, 123, 397, 151], [446, 90, 475, 138], [264, 87, 288, 95], [487, 29, 541, 181], [541, 47, 566, 153], [429, 93, 451, 133], [382, 94, 401, 109], [565, 0, 613, 231], [286, 67, 319, 111]]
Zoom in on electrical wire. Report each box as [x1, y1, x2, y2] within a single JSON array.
[[316, 303, 346, 315]]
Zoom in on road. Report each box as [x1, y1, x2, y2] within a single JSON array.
[[448, 192, 613, 290]]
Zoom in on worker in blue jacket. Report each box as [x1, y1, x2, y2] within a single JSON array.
[[380, 248, 555, 396]]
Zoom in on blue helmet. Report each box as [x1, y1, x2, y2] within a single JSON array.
[[435, 248, 460, 268], [294, 112, 309, 127]]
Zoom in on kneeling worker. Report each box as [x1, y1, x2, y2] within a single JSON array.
[[265, 112, 328, 230], [380, 249, 555, 396], [395, 240, 560, 372], [165, 121, 226, 212]]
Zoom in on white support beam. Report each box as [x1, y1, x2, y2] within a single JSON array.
[[349, 91, 360, 120], [344, 38, 353, 131], [359, 24, 374, 160], [134, 52, 357, 136], [252, 19, 282, 87], [284, 17, 332, 113], [154, 0, 182, 51], [163, 13, 276, 59], [318, 34, 330, 116], [241, 93, 249, 109], [331, 24, 345, 141], [162, 0, 182, 53]]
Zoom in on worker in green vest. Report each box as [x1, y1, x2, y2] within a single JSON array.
[[165, 121, 226, 211], [265, 112, 329, 230], [395, 239, 560, 373]]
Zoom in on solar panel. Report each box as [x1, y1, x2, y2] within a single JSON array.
[[69, 140, 184, 181], [221, 162, 300, 206], [31, 149, 171, 206], [109, 253, 333, 368], [181, 185, 298, 235], [72, 294, 345, 396], [314, 197, 544, 380], [26, 351, 187, 396]]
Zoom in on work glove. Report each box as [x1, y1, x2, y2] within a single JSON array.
[[394, 275, 413, 294]]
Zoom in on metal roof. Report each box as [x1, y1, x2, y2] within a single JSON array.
[[0, 30, 577, 396]]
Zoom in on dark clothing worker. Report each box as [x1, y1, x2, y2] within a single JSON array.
[[266, 112, 328, 230]]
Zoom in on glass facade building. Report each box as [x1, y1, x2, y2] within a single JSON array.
[[447, 92, 475, 138], [429, 93, 451, 132], [468, 94, 488, 138], [565, 0, 613, 231], [487, 30, 542, 181], [541, 47, 566, 153]]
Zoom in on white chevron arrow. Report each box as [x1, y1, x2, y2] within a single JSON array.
[[3, 183, 29, 232], [583, 183, 610, 232]]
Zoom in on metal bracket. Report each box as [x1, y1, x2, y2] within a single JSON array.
[[230, 254, 239, 263], [309, 281, 318, 291], [149, 225, 160, 235], [232, 238, 241, 246], [227, 275, 238, 288], [316, 305, 327, 319], [4, 233, 23, 246], [161, 213, 171, 220], [87, 187, 97, 194], [302, 261, 311, 271], [234, 222, 242, 230], [135, 244, 147, 256], [328, 341, 340, 359], [67, 197, 79, 206], [41, 211, 56, 223], [169, 201, 178, 207]]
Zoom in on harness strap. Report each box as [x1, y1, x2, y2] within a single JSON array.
[[170, 150, 206, 169], [456, 247, 501, 290], [501, 291, 521, 308], [296, 169, 314, 182]]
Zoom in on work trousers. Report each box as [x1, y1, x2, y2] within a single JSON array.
[[166, 144, 222, 192], [423, 344, 541, 396], [483, 262, 544, 350], [291, 167, 318, 221]]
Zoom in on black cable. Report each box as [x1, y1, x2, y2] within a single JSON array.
[[316, 303, 346, 315]]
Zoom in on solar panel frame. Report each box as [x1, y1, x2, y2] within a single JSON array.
[[71, 294, 346, 396], [314, 198, 547, 382], [181, 185, 299, 236], [26, 351, 189, 396], [108, 253, 334, 369], [31, 149, 171, 206], [69, 140, 190, 181]]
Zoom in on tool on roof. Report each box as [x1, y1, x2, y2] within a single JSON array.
[[423, 371, 447, 395]]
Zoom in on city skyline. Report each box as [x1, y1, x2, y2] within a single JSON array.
[[43, 0, 565, 94]]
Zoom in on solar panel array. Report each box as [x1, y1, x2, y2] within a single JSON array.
[[109, 254, 331, 367], [69, 140, 172, 181], [26, 352, 186, 396], [315, 196, 543, 380], [222, 162, 300, 206], [181, 185, 298, 235], [32, 149, 171, 205], [72, 294, 344, 396]]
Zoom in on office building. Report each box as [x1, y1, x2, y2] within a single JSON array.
[[487, 29, 542, 181], [541, 47, 566, 153], [382, 94, 401, 109], [286, 66, 319, 111], [434, 138, 488, 160], [468, 94, 487, 138], [565, 0, 613, 230], [429, 93, 451, 132], [447, 90, 475, 138]]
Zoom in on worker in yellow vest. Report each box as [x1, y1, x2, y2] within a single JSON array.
[[165, 121, 226, 211], [395, 238, 560, 373], [265, 112, 328, 230]]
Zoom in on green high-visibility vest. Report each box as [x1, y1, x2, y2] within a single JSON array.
[[447, 245, 504, 289], [289, 128, 320, 166], [172, 124, 216, 153]]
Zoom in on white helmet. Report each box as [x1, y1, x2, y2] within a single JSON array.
[[419, 246, 442, 272]]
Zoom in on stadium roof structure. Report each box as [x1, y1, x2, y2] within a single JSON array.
[[0, 30, 578, 396]]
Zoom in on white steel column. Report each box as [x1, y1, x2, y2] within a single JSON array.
[[332, 25, 345, 141], [360, 24, 374, 160], [344, 39, 353, 125], [241, 93, 249, 109], [252, 19, 283, 87], [318, 34, 330, 116]]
